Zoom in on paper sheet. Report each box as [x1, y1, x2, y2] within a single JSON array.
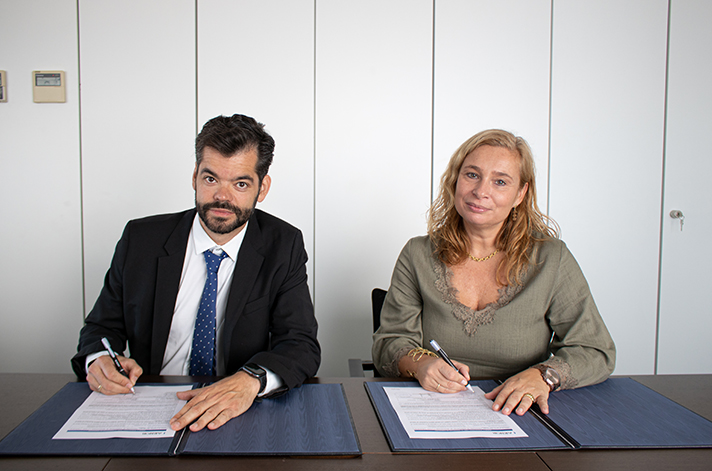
[[384, 386, 528, 439], [53, 385, 188, 439]]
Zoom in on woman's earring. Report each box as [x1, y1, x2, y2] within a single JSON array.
[[512, 206, 518, 221]]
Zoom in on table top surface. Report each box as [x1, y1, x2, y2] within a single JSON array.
[[1, 373, 711, 471]]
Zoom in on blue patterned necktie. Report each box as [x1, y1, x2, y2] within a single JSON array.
[[189, 249, 228, 376]]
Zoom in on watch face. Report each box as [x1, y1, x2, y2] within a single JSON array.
[[242, 364, 267, 394], [244, 365, 265, 377], [545, 368, 560, 387]]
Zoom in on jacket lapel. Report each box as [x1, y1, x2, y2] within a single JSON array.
[[222, 212, 264, 359], [150, 210, 195, 374]]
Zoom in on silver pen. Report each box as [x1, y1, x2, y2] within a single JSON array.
[[101, 337, 136, 394], [429, 339, 475, 393]]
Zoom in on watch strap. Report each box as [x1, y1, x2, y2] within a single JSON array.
[[533, 364, 559, 392], [240, 363, 267, 394]]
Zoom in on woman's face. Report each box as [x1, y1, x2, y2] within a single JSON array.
[[454, 145, 528, 235]]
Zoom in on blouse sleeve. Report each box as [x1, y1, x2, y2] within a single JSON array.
[[371, 239, 426, 377], [542, 241, 616, 389]]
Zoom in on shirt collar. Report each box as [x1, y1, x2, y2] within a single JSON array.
[[190, 213, 248, 261]]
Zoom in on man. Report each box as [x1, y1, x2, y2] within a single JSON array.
[[72, 114, 320, 432]]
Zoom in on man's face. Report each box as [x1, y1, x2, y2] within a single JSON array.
[[192, 146, 271, 245]]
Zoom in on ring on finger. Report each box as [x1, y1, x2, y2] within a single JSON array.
[[523, 393, 535, 402], [97, 384, 102, 392], [436, 383, 441, 391]]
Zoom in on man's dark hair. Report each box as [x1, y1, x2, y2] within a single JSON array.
[[195, 114, 275, 181]]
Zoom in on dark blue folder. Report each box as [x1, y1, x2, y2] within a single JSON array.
[[545, 377, 712, 448], [0, 382, 189, 456], [366, 380, 569, 451], [0, 382, 361, 456], [366, 378, 712, 452], [179, 383, 361, 455]]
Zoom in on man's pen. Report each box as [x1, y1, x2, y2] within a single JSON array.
[[429, 339, 475, 393], [101, 337, 136, 394]]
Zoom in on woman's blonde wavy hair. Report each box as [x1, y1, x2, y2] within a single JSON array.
[[428, 129, 559, 286]]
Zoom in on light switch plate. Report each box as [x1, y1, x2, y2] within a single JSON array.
[[33, 70, 66, 103]]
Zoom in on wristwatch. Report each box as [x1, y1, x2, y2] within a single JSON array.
[[240, 363, 267, 394], [533, 364, 560, 392]]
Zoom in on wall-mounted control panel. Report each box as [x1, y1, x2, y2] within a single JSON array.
[[0, 71, 6, 102], [33, 70, 66, 103]]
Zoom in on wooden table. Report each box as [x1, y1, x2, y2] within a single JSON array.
[[1, 374, 710, 470]]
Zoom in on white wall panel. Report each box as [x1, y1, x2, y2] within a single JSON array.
[[433, 0, 552, 209], [0, 0, 83, 373], [3, 0, 709, 380], [658, 0, 712, 374], [315, 0, 433, 375], [549, 0, 668, 374], [197, 0, 315, 290], [79, 0, 196, 311]]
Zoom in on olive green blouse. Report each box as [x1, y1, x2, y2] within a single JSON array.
[[371, 235, 616, 390]]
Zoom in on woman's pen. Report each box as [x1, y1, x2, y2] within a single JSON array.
[[429, 339, 475, 393], [101, 337, 136, 394]]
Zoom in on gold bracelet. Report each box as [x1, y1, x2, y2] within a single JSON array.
[[407, 347, 437, 362]]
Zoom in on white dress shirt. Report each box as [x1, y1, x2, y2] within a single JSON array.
[[160, 214, 244, 375], [89, 214, 281, 396]]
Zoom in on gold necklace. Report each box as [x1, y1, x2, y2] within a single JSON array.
[[468, 250, 499, 262]]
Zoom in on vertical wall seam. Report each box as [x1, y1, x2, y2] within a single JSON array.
[[312, 0, 318, 306], [430, 0, 436, 204], [546, 0, 554, 217], [76, 0, 87, 319], [195, 0, 199, 135], [654, 0, 673, 376]]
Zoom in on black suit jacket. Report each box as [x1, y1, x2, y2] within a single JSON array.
[[72, 209, 320, 393]]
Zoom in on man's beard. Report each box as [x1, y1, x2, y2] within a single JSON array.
[[196, 199, 255, 235]]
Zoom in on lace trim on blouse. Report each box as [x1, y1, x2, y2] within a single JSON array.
[[385, 246, 577, 387], [382, 346, 413, 378], [543, 356, 577, 390], [433, 257, 525, 336]]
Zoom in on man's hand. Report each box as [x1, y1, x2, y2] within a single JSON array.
[[170, 371, 261, 432], [87, 355, 142, 395]]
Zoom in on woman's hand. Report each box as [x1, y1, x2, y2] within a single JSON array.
[[399, 354, 471, 393], [484, 368, 550, 415]]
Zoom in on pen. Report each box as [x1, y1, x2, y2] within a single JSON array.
[[429, 339, 475, 393], [101, 337, 136, 394]]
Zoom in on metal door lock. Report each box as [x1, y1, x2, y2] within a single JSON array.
[[670, 210, 685, 231]]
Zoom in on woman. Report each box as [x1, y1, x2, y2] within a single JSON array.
[[372, 129, 615, 416]]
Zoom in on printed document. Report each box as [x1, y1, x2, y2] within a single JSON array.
[[53, 385, 188, 439], [384, 386, 528, 439]]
